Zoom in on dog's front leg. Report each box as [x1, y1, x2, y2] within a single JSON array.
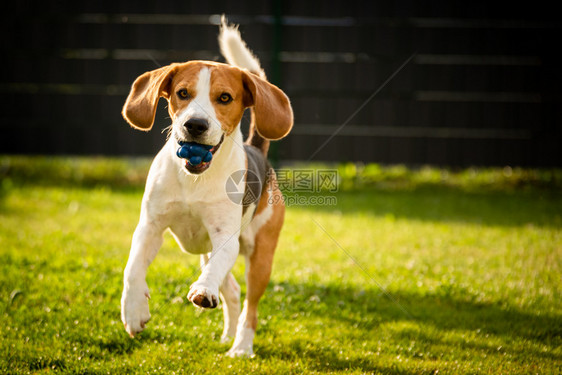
[[188, 217, 241, 309], [121, 222, 163, 337]]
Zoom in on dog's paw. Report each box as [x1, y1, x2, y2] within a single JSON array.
[[226, 346, 254, 358], [220, 334, 234, 344], [188, 282, 219, 309], [225, 327, 255, 358], [121, 283, 151, 337]]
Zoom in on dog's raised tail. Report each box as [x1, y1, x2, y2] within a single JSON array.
[[219, 16, 270, 155], [219, 16, 265, 78]]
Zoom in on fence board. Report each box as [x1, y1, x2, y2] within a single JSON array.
[[1, 1, 560, 167]]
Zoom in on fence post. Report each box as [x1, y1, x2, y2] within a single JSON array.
[[269, 0, 283, 167]]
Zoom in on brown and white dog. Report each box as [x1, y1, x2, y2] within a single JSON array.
[[120, 19, 293, 357]]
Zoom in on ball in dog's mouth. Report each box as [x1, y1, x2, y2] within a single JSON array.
[[177, 135, 224, 174]]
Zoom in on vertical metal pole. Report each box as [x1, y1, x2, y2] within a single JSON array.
[[270, 0, 282, 167]]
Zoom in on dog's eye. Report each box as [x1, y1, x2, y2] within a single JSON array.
[[177, 89, 190, 100], [218, 93, 232, 104]]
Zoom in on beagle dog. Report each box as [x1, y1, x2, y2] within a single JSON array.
[[120, 19, 293, 357]]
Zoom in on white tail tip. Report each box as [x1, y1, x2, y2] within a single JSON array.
[[219, 15, 264, 77]]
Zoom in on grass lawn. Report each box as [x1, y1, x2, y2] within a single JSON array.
[[0, 157, 561, 374]]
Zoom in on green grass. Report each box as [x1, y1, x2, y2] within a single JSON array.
[[0, 157, 561, 374]]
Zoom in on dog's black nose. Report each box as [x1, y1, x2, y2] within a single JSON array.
[[184, 118, 209, 137]]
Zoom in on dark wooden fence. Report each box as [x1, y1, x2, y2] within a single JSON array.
[[1, 1, 560, 167]]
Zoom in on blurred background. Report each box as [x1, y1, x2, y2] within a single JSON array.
[[1, 0, 560, 167]]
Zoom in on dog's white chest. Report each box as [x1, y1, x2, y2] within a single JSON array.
[[168, 206, 212, 254]]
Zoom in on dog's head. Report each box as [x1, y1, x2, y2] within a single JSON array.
[[122, 61, 292, 174]]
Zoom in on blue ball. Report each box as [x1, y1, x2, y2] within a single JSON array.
[[177, 145, 190, 159], [203, 151, 212, 162], [189, 144, 210, 157], [177, 141, 214, 165], [189, 156, 202, 165]]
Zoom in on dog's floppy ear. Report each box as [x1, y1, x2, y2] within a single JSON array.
[[242, 72, 293, 140], [122, 64, 177, 131]]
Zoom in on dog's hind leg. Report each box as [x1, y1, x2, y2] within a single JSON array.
[[226, 192, 285, 357], [219, 272, 241, 342]]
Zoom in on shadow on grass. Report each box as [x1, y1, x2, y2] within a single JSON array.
[[285, 187, 562, 228], [255, 281, 561, 371], [49, 280, 560, 373], [89, 334, 144, 355]]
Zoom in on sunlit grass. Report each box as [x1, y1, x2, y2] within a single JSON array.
[[0, 157, 560, 374]]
